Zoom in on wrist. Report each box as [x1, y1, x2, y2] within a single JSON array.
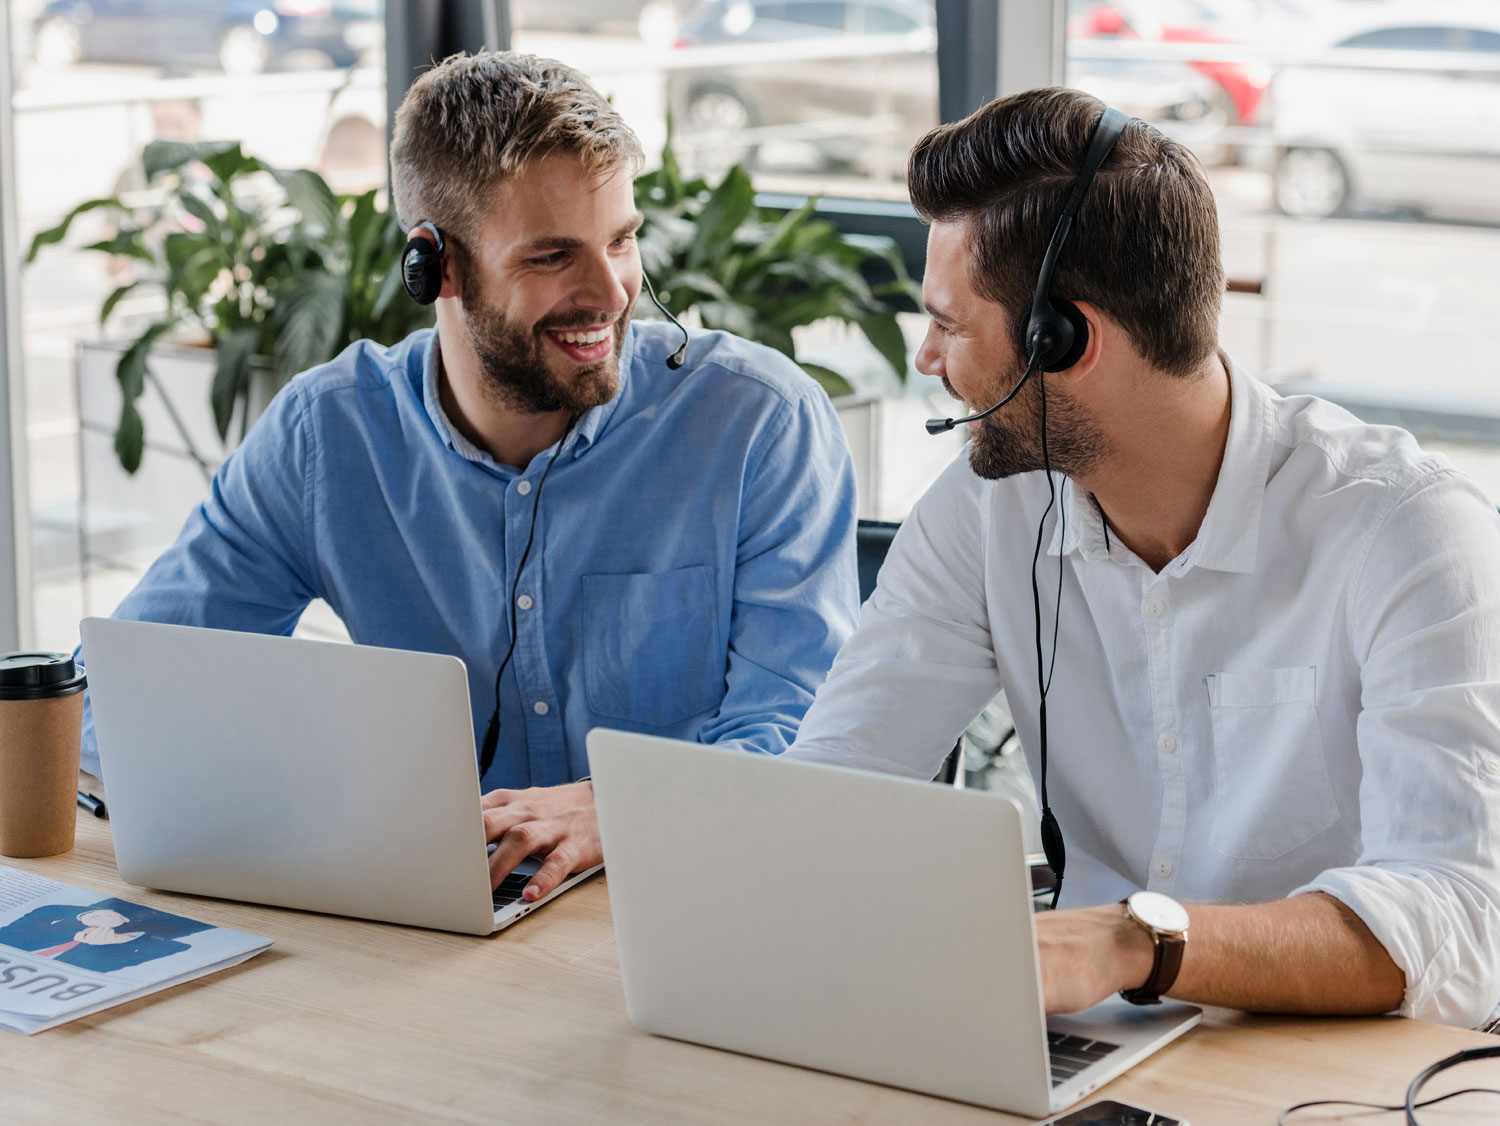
[[1112, 907, 1158, 991]]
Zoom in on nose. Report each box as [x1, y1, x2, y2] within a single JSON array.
[[574, 251, 635, 318], [914, 323, 944, 378]]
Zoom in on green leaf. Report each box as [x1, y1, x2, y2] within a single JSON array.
[[664, 270, 732, 304], [211, 326, 261, 442], [269, 166, 339, 232], [143, 140, 242, 182], [370, 262, 408, 322], [178, 191, 222, 238], [115, 402, 145, 476], [858, 310, 911, 382], [201, 143, 260, 186], [26, 198, 128, 262], [799, 362, 854, 399], [81, 233, 154, 264], [688, 165, 755, 269], [99, 281, 141, 326], [113, 321, 174, 473], [271, 270, 345, 386]]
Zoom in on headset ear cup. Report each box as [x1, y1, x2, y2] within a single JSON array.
[[401, 237, 443, 306], [1042, 298, 1090, 372]]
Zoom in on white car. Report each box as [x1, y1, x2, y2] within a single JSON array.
[[1269, 1, 1500, 220]]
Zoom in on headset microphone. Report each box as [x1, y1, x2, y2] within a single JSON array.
[[640, 269, 689, 369], [926, 364, 1037, 434]]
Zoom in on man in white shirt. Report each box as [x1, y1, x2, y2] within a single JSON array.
[[788, 87, 1500, 1027]]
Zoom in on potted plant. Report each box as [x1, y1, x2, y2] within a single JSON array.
[[27, 139, 432, 474], [635, 137, 945, 516], [633, 137, 920, 400]]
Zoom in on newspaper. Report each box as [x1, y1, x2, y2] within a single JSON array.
[[0, 865, 271, 1034]]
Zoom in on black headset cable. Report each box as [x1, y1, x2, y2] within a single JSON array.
[[477, 412, 580, 779]]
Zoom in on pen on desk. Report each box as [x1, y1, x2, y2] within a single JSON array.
[[76, 791, 107, 819]]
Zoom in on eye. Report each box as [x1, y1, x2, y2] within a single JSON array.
[[530, 251, 568, 267]]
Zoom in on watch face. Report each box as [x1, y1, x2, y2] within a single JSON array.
[[1128, 891, 1189, 934]]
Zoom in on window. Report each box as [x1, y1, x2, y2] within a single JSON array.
[[12, 0, 388, 649], [1063, 2, 1500, 504]]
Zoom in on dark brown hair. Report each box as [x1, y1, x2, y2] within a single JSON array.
[[907, 86, 1223, 377], [391, 52, 644, 253]]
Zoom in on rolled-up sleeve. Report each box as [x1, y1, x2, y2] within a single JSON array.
[[1292, 470, 1500, 1027]]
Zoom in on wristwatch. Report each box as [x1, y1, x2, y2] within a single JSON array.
[[1118, 891, 1190, 1005]]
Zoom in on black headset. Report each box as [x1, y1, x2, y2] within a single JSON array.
[[927, 105, 1129, 436], [924, 105, 1131, 908], [401, 221, 446, 306], [400, 220, 689, 369]]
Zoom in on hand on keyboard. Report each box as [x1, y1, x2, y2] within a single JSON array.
[[481, 779, 601, 902]]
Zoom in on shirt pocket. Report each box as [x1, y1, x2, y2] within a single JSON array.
[[1205, 665, 1340, 861], [583, 566, 723, 727]]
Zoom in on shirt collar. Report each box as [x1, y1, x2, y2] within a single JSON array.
[[1048, 351, 1273, 575], [420, 323, 639, 470]]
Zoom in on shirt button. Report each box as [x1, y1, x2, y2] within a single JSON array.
[[1484, 756, 1500, 776], [516, 480, 532, 496], [516, 594, 534, 611], [1154, 860, 1175, 879], [1157, 733, 1178, 754], [533, 701, 549, 716], [1144, 598, 1165, 618]]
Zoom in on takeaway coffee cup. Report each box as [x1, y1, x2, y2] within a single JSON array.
[[0, 653, 87, 858]]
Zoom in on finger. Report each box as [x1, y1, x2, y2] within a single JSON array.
[[487, 820, 559, 889], [524, 849, 576, 902], [482, 803, 535, 843], [480, 788, 518, 810]]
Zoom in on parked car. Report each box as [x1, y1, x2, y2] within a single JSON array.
[[510, 0, 695, 45], [667, 0, 1230, 180], [1068, 0, 1278, 142], [33, 0, 382, 76], [1268, 2, 1500, 220]]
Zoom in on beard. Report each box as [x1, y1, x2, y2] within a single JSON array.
[[954, 355, 1111, 481], [460, 275, 634, 416]]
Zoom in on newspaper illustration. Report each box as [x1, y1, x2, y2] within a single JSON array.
[[0, 865, 271, 1034]]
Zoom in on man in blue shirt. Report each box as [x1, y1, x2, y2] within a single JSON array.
[[80, 53, 859, 903]]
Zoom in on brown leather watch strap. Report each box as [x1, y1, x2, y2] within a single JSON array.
[[1120, 928, 1185, 1005]]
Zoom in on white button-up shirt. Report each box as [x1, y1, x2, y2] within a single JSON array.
[[789, 356, 1500, 1027]]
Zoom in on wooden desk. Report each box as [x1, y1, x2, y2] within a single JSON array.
[[4, 817, 1499, 1125]]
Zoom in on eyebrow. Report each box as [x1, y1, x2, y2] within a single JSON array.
[[518, 213, 645, 254], [924, 301, 957, 325]]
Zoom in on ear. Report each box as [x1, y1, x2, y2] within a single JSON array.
[[437, 240, 462, 302], [1058, 300, 1106, 387]]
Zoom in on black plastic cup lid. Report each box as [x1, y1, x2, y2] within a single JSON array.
[[0, 652, 87, 700]]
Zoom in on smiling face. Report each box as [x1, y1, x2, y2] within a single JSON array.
[[916, 219, 1109, 480], [457, 152, 643, 415]]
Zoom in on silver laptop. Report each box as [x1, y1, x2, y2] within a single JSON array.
[[80, 617, 600, 936], [586, 729, 1200, 1118]]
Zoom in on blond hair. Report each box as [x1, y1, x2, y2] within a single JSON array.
[[391, 52, 644, 253]]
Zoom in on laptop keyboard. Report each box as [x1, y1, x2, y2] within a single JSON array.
[[492, 872, 532, 910], [1048, 1031, 1122, 1087]]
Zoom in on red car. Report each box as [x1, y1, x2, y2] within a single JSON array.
[[1069, 1, 1273, 130]]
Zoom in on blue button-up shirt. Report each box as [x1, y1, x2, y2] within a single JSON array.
[[80, 322, 860, 788]]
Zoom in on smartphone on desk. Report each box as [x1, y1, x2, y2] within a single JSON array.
[[1036, 1099, 1187, 1125]]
